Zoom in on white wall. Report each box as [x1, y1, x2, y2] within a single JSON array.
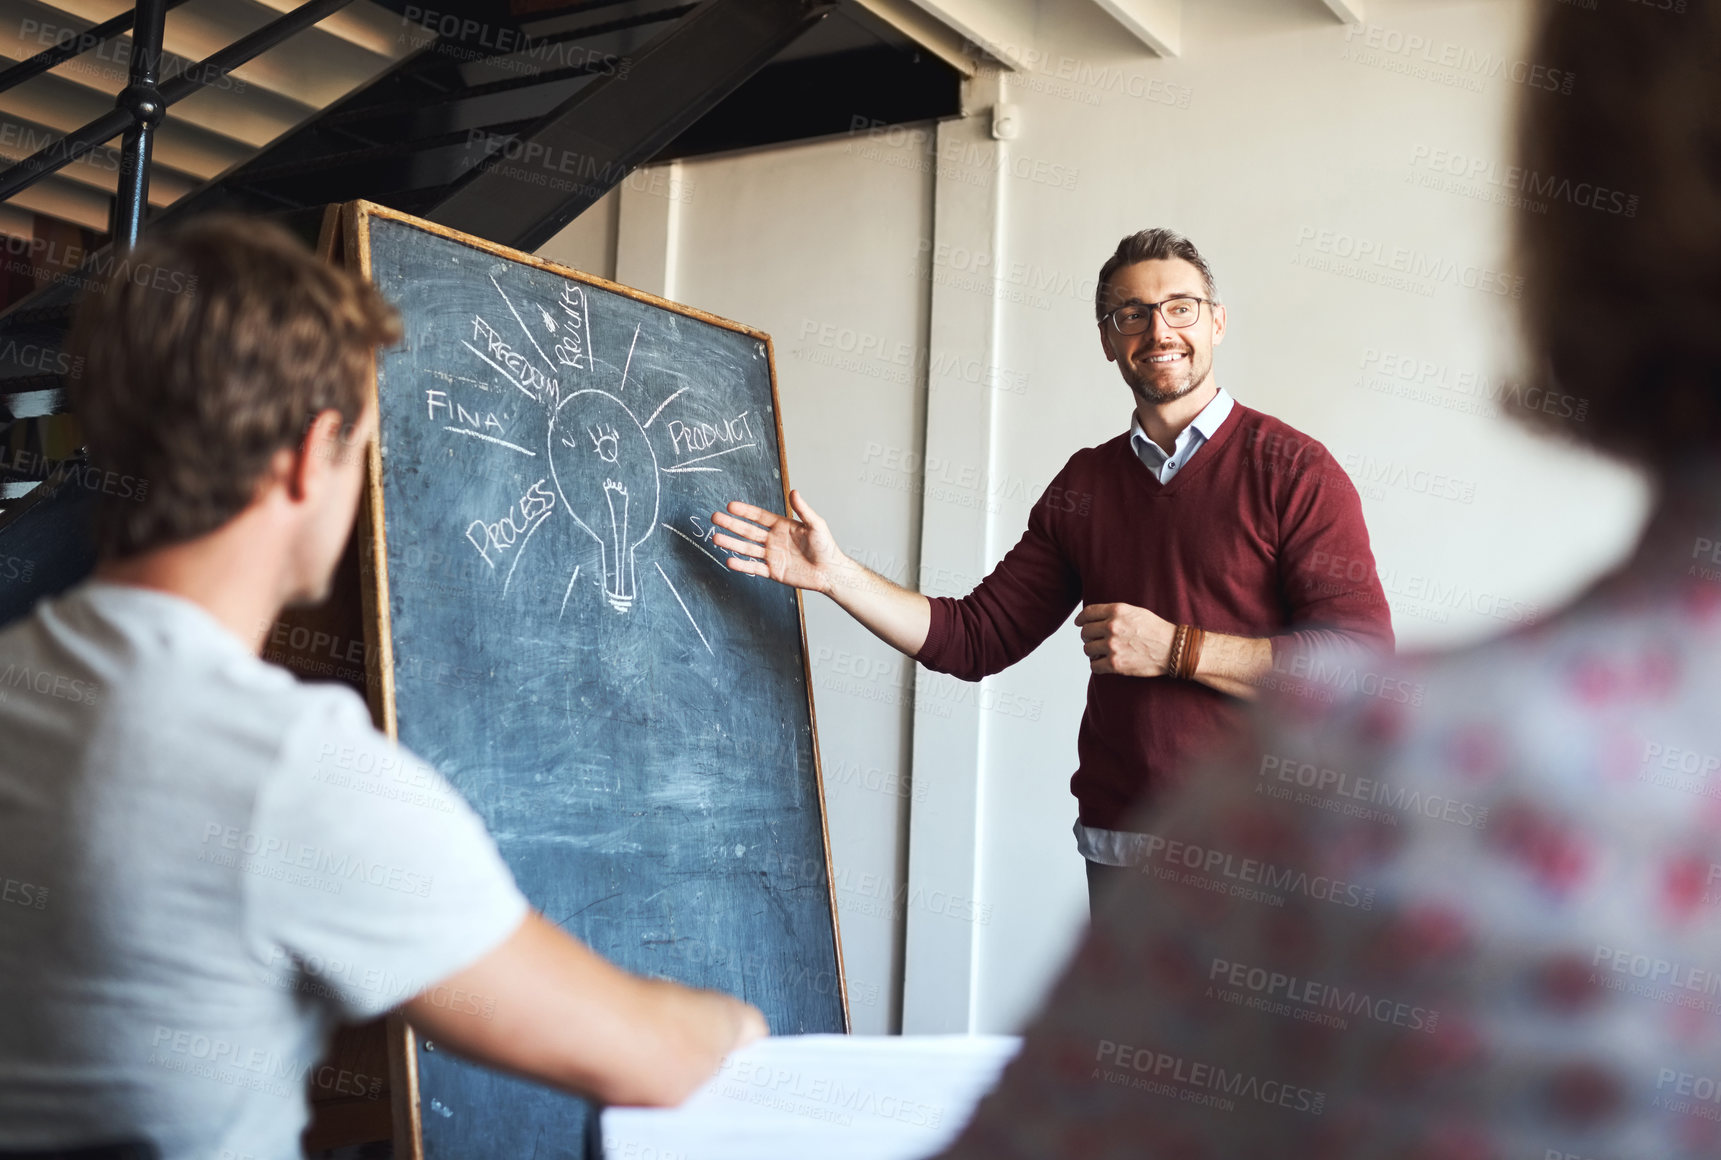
[[553, 0, 1652, 1037], [538, 184, 617, 283]]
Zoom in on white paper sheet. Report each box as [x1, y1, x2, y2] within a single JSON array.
[[599, 1034, 1021, 1160]]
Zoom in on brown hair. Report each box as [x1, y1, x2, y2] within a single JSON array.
[[1512, 3, 1721, 470], [1094, 228, 1220, 321], [66, 215, 401, 558]]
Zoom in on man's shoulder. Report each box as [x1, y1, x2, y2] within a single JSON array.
[[1036, 434, 1134, 520], [1057, 431, 1135, 477], [1, 580, 376, 775], [1220, 404, 1353, 499], [1223, 403, 1335, 459], [172, 661, 381, 786]]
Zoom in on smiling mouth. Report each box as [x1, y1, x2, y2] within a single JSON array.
[[1143, 350, 1189, 365]]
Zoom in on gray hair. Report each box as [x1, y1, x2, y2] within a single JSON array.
[[1094, 228, 1220, 320]]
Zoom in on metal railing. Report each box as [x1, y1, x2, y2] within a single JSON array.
[[0, 0, 356, 251]]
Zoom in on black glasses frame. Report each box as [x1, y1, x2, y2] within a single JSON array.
[[1103, 297, 1212, 335]]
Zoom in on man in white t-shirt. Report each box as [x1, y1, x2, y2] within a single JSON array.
[[0, 216, 765, 1159]]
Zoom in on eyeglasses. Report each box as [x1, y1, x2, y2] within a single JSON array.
[[1103, 297, 1210, 335]]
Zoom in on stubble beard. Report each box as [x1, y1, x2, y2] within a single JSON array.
[[1122, 346, 1213, 406]]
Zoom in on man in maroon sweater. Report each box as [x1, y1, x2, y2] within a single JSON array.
[[714, 229, 1393, 905]]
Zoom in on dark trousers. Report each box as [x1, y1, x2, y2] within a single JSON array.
[[1084, 859, 1135, 917]]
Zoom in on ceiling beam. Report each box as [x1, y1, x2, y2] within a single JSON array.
[[899, 0, 1035, 69], [0, 127, 197, 203], [45, 0, 393, 107], [0, 201, 34, 240], [0, 65, 276, 167], [3, 172, 111, 231], [1087, 0, 1180, 58], [853, 0, 979, 76], [1319, 0, 1364, 24], [249, 0, 429, 58]]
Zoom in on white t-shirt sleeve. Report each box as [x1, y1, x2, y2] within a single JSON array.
[[243, 687, 530, 1022]]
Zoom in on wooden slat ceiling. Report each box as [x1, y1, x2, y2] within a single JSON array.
[[0, 0, 424, 233], [0, 0, 991, 237]]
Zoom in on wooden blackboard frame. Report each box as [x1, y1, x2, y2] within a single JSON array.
[[323, 200, 849, 1158]]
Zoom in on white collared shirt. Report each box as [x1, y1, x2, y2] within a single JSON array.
[[1078, 386, 1236, 866], [1126, 386, 1235, 484]]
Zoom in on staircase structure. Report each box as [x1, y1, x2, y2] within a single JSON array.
[[0, 0, 967, 624]]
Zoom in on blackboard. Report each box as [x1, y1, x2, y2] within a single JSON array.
[[342, 202, 847, 1159]]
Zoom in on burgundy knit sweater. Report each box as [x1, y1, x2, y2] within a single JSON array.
[[915, 404, 1394, 829]]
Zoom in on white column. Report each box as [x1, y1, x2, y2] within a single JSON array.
[[902, 70, 1006, 1034], [615, 161, 682, 299]]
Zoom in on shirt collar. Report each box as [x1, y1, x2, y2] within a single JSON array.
[[1129, 387, 1235, 455]]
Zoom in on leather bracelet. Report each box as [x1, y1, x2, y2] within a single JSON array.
[[1179, 625, 1206, 681], [1166, 623, 1188, 679]]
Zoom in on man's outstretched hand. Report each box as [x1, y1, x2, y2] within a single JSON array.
[[712, 489, 846, 594]]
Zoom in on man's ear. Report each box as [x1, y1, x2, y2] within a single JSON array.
[[287, 409, 346, 503], [1098, 323, 1118, 364], [1209, 302, 1228, 347]]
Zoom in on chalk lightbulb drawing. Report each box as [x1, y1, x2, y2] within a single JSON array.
[[459, 276, 715, 651], [548, 389, 661, 613]]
